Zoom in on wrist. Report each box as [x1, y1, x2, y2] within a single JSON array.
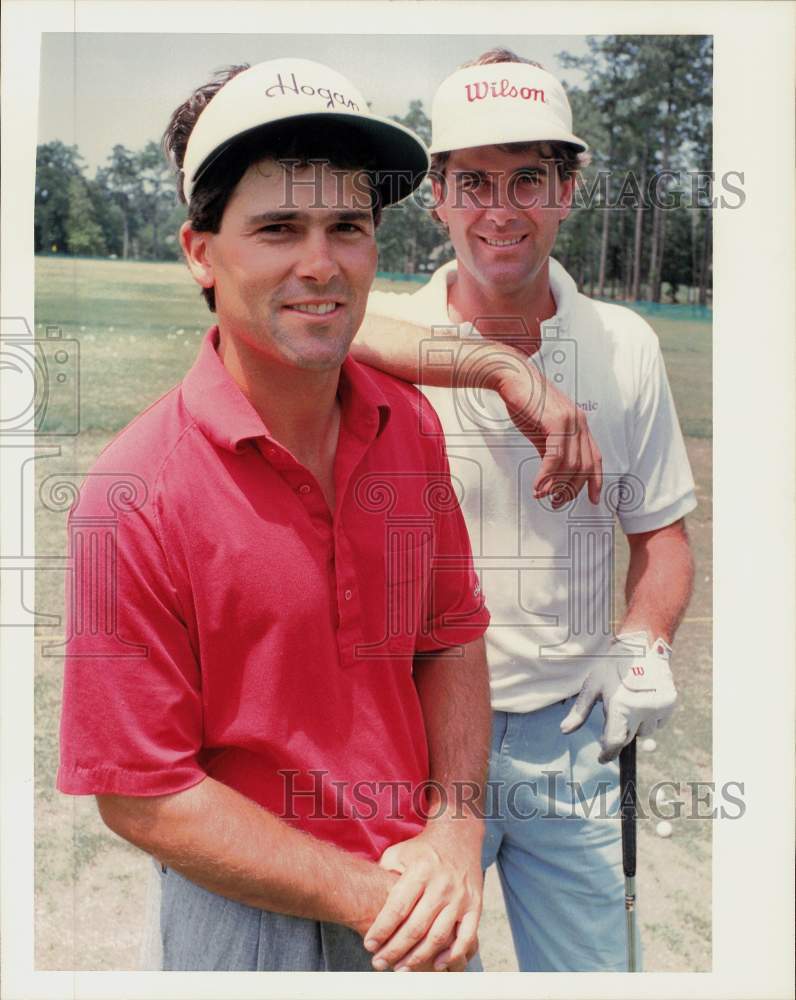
[[617, 629, 673, 655], [344, 866, 398, 937], [616, 628, 653, 648], [423, 807, 484, 855]]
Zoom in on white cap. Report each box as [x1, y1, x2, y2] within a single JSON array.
[[182, 58, 429, 205], [429, 61, 588, 155]]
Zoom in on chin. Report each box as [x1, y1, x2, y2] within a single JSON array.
[[477, 264, 530, 290], [490, 256, 545, 284], [287, 342, 352, 372], [293, 355, 349, 372]]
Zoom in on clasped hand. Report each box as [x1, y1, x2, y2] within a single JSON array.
[[362, 821, 483, 972]]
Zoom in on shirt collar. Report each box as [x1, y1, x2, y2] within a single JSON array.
[[427, 256, 577, 335], [182, 327, 391, 453], [338, 353, 392, 441]]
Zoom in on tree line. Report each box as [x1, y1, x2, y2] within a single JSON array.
[[35, 35, 712, 304], [35, 140, 185, 262], [555, 35, 713, 306]]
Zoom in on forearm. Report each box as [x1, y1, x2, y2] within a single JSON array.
[[97, 775, 395, 935], [352, 314, 532, 393], [622, 519, 695, 643], [353, 315, 602, 504], [413, 636, 491, 829]]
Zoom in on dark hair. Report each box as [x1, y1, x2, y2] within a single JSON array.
[[429, 47, 590, 219], [163, 64, 383, 311]]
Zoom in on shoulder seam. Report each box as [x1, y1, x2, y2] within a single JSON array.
[[90, 383, 182, 462]]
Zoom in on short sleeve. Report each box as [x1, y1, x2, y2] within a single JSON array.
[[416, 414, 490, 652], [57, 476, 206, 798], [618, 346, 698, 535]]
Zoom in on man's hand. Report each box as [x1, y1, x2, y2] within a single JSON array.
[[363, 819, 483, 972], [493, 357, 603, 508], [560, 633, 677, 762]]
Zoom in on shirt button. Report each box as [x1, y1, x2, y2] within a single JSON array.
[[298, 483, 311, 495], [344, 589, 353, 601]]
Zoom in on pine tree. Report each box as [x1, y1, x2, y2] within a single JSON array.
[[65, 176, 107, 256]]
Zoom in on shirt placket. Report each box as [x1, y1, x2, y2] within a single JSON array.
[[255, 412, 377, 669], [258, 436, 329, 508], [255, 435, 335, 602], [331, 409, 380, 668]]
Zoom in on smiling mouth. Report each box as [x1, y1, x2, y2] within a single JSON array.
[[479, 235, 527, 248], [285, 301, 341, 315]]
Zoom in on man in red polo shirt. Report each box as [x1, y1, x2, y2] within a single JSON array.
[[57, 59, 491, 973]]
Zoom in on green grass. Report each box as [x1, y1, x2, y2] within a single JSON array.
[[642, 316, 712, 438], [33, 257, 209, 434]]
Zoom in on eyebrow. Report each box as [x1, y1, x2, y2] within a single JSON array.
[[453, 169, 488, 180], [452, 164, 548, 179], [245, 209, 373, 226]]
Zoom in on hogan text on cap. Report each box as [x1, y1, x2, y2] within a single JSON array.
[[182, 58, 429, 206]]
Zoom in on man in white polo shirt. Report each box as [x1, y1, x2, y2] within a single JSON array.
[[353, 48, 696, 971]]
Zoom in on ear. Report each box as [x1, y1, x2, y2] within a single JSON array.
[[180, 221, 215, 292], [558, 176, 574, 223]]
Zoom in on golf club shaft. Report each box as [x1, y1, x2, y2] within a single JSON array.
[[619, 739, 638, 972]]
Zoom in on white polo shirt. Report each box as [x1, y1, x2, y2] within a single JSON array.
[[367, 258, 697, 712]]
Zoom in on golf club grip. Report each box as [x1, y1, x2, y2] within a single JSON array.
[[619, 739, 637, 878]]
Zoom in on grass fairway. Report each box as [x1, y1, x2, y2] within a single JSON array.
[[34, 256, 712, 971]]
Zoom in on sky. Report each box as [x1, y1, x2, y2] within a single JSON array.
[[37, 32, 591, 175]]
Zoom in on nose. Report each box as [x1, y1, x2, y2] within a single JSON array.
[[483, 203, 520, 231], [482, 176, 522, 228], [295, 231, 340, 285]]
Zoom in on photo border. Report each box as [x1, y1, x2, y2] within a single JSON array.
[[2, 2, 794, 998]]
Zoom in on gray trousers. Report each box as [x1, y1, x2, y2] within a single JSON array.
[[158, 864, 377, 971]]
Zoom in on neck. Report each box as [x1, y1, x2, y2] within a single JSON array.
[[217, 329, 341, 464], [448, 259, 557, 355]]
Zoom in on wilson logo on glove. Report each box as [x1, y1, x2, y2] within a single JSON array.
[[560, 631, 678, 763]]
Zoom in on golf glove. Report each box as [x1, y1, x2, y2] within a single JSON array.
[[560, 632, 677, 763]]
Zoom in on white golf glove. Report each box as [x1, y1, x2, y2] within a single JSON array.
[[560, 632, 677, 763]]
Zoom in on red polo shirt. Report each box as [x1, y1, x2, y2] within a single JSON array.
[[57, 328, 489, 860]]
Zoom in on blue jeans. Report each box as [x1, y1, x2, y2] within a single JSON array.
[[479, 698, 642, 971]]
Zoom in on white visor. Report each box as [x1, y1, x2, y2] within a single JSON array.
[[182, 58, 429, 206], [429, 62, 588, 155]]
